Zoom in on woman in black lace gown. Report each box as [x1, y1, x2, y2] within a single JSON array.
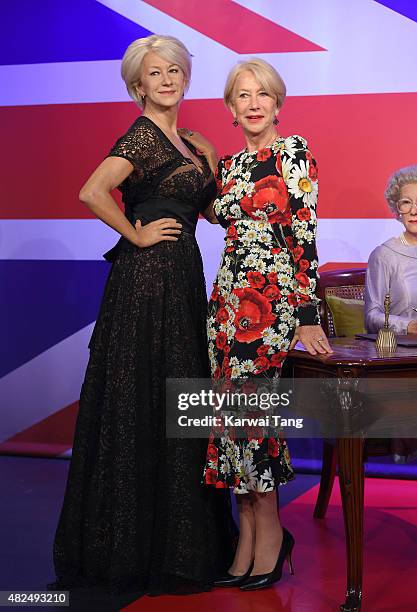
[[50, 34, 235, 597]]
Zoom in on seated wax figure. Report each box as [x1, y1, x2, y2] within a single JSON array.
[[365, 165, 417, 463], [365, 165, 417, 335]]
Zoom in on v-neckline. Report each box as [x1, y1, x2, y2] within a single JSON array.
[[142, 115, 204, 175]]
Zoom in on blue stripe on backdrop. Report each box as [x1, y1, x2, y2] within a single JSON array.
[[0, 0, 151, 65], [0, 260, 110, 377], [375, 0, 417, 22]]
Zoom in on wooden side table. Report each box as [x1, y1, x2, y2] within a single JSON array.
[[286, 338, 417, 611]]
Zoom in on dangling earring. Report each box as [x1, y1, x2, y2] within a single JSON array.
[[141, 95, 146, 105], [273, 117, 279, 125], [232, 119, 238, 127]]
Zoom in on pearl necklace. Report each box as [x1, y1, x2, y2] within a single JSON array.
[[400, 232, 417, 246]]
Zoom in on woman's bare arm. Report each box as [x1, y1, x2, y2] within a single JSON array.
[[80, 157, 182, 247]]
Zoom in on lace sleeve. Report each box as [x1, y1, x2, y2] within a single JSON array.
[[107, 117, 155, 179]]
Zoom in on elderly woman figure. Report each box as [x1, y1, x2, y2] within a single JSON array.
[[365, 165, 417, 463], [183, 58, 331, 590], [49, 34, 235, 597], [365, 165, 417, 335]]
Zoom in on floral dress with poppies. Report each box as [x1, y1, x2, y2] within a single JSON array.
[[203, 135, 320, 494]]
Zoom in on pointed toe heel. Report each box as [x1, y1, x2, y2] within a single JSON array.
[[213, 562, 254, 588], [240, 528, 295, 591]]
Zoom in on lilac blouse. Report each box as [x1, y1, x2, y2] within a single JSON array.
[[365, 236, 417, 334]]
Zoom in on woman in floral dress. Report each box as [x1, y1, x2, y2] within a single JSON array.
[[183, 58, 331, 590]]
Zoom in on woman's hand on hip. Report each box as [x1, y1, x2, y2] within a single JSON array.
[[290, 325, 333, 355], [133, 218, 182, 248]]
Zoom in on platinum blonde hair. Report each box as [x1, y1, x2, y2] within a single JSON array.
[[224, 58, 286, 110], [385, 165, 417, 219], [121, 34, 192, 108]]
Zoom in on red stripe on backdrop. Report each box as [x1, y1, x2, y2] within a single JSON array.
[[142, 0, 324, 53], [1, 92, 416, 219], [0, 401, 78, 457]]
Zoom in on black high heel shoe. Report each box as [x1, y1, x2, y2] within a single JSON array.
[[239, 527, 294, 591], [213, 562, 254, 587]]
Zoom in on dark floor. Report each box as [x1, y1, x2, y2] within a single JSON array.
[[0, 456, 319, 611]]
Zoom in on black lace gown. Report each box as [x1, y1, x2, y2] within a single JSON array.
[[51, 116, 236, 597]]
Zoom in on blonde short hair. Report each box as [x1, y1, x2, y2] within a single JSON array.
[[385, 165, 417, 219], [224, 58, 286, 109], [121, 34, 192, 108]]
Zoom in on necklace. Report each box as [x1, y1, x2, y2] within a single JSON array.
[[400, 232, 417, 246], [245, 131, 278, 154]]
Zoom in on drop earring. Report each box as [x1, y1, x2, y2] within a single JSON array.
[[232, 119, 238, 127], [273, 117, 279, 125]]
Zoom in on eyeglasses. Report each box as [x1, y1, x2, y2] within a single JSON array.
[[397, 198, 417, 214]]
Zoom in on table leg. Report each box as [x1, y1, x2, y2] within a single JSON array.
[[314, 439, 337, 519], [337, 437, 364, 612]]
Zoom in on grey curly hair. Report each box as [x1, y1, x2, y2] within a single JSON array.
[[385, 165, 417, 219]]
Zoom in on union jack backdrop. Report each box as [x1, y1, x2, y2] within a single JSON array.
[[1, 0, 417, 455]]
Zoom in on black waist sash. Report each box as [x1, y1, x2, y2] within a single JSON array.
[[104, 196, 199, 262]]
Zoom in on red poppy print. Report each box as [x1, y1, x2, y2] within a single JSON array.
[[211, 284, 219, 301], [267, 272, 277, 284], [295, 272, 310, 288], [297, 207, 311, 221], [233, 288, 276, 343], [298, 258, 310, 272], [287, 293, 298, 307], [257, 148, 271, 162], [216, 332, 227, 350], [253, 356, 270, 373], [268, 438, 279, 457], [216, 308, 229, 324], [224, 158, 233, 171], [275, 154, 283, 175], [207, 443, 218, 463], [205, 468, 218, 485], [257, 344, 270, 356], [285, 236, 294, 249], [292, 245, 304, 262], [270, 352, 287, 367], [227, 225, 238, 240], [240, 175, 289, 224], [247, 271, 266, 288], [263, 284, 282, 301], [309, 160, 318, 181], [222, 179, 236, 195]]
